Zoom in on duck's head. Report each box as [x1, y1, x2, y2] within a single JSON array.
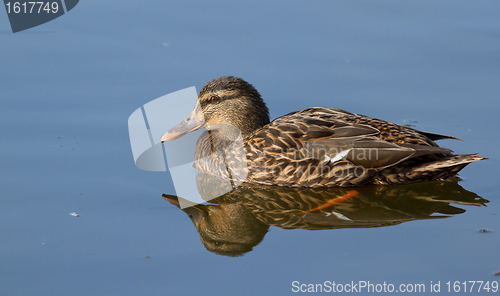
[[161, 76, 270, 142]]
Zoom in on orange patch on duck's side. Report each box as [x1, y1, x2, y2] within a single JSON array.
[[303, 190, 359, 213]]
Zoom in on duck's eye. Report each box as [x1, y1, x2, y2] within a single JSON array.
[[210, 96, 218, 103]]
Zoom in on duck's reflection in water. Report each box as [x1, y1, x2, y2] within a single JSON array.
[[163, 175, 488, 257]]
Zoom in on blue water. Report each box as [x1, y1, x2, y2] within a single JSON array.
[[1, 1, 499, 295]]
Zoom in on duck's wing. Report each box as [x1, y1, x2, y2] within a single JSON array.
[[245, 108, 454, 187], [406, 129, 462, 141], [287, 107, 462, 145], [255, 108, 452, 168]]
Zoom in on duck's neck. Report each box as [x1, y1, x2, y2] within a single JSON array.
[[236, 117, 270, 139], [235, 96, 270, 138]]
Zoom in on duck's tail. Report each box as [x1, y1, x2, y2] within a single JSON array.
[[374, 154, 486, 185]]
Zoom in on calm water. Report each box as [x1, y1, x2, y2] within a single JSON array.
[[1, 1, 499, 295]]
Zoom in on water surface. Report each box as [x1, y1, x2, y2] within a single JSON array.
[[1, 1, 499, 295]]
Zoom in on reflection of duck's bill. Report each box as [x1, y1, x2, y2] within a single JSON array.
[[162, 194, 205, 226], [161, 103, 205, 142], [163, 194, 181, 206]]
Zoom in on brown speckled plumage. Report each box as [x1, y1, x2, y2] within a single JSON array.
[[162, 76, 485, 187]]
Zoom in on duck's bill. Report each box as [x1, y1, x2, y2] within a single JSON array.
[[161, 103, 205, 142]]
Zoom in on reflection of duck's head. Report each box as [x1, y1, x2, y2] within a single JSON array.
[[164, 195, 269, 257], [161, 76, 270, 142]]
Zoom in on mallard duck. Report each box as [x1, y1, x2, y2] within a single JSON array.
[[161, 76, 485, 188]]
